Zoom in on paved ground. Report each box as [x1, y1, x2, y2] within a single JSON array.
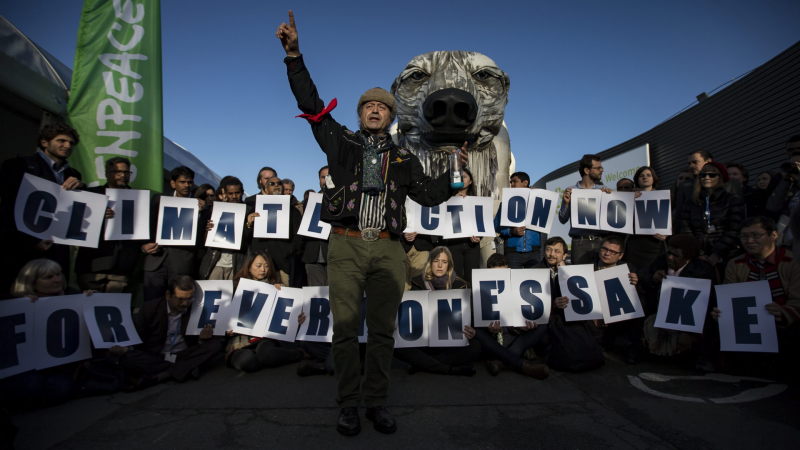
[[10, 350, 800, 450]]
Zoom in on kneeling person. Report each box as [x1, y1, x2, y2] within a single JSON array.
[[475, 253, 549, 379], [394, 247, 481, 376], [107, 275, 222, 388]]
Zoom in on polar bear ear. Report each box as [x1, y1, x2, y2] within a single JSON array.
[[390, 75, 402, 95], [500, 70, 511, 97]]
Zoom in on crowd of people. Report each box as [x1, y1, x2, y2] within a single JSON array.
[[0, 11, 797, 437], [1, 123, 797, 415]]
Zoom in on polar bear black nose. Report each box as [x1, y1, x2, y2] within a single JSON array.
[[423, 88, 478, 129]]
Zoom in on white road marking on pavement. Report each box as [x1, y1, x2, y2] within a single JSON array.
[[629, 373, 787, 404], [639, 373, 774, 383], [628, 376, 706, 403], [709, 384, 788, 404]]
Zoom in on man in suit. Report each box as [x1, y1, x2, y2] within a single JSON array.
[[300, 166, 330, 287], [74, 157, 141, 292], [141, 166, 206, 301], [244, 166, 278, 208], [250, 175, 301, 287], [107, 275, 221, 386], [199, 176, 255, 280], [0, 123, 84, 297]]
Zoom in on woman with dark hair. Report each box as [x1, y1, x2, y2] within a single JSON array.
[[680, 162, 745, 275], [444, 168, 481, 285], [623, 166, 667, 271], [224, 250, 305, 373], [194, 184, 217, 204], [393, 247, 481, 376]]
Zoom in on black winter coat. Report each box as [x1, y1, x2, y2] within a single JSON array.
[[679, 188, 744, 262], [285, 55, 451, 234], [409, 274, 469, 291], [74, 184, 143, 275], [639, 255, 716, 316], [198, 202, 254, 279]]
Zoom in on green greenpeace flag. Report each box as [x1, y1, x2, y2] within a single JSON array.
[[68, 0, 163, 192]]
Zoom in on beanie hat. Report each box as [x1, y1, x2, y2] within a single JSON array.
[[704, 161, 730, 183], [357, 88, 396, 123]]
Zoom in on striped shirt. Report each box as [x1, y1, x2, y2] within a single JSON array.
[[359, 151, 388, 230]]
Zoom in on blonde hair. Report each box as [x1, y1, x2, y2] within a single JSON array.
[[10, 259, 63, 298], [424, 246, 455, 289]]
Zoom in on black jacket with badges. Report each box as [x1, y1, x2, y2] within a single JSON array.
[[285, 55, 451, 234], [74, 184, 143, 275]]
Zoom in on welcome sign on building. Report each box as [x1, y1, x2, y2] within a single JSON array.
[[545, 144, 650, 245]]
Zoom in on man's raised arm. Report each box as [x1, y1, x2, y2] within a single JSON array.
[[277, 10, 340, 152]]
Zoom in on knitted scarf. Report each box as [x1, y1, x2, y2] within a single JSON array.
[[360, 132, 392, 194], [745, 247, 788, 305], [428, 272, 457, 291]]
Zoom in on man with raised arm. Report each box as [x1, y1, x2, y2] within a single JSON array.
[[277, 11, 467, 436]]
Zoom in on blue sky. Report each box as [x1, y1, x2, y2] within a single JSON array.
[[3, 0, 799, 195]]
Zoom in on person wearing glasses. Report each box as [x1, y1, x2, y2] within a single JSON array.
[[590, 235, 642, 363], [74, 157, 142, 293], [106, 275, 222, 390], [558, 154, 614, 265], [245, 166, 279, 208], [712, 217, 800, 368], [679, 162, 745, 277], [249, 175, 301, 287]]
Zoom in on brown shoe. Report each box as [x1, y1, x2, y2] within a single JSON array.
[[486, 359, 505, 376], [521, 361, 549, 380]]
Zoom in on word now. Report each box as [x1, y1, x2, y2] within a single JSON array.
[[500, 188, 672, 235]]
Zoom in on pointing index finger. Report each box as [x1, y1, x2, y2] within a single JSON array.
[[288, 10, 296, 28]]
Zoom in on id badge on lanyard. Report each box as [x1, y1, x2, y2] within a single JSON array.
[[705, 197, 716, 233], [165, 316, 181, 363]]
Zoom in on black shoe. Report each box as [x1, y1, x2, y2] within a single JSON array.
[[296, 360, 328, 377], [337, 407, 361, 436], [447, 365, 476, 377], [190, 367, 201, 380], [365, 406, 397, 434], [625, 345, 641, 365]]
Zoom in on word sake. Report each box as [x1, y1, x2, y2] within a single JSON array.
[[14, 174, 108, 248], [0, 294, 141, 380]]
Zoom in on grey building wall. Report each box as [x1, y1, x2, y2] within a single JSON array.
[[534, 40, 800, 190]]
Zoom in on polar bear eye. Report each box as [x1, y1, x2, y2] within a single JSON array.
[[473, 70, 491, 81], [410, 71, 427, 81]]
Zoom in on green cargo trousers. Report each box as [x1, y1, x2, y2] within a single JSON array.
[[327, 232, 406, 408]]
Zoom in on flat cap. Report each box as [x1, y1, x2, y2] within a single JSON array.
[[357, 87, 396, 122]]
